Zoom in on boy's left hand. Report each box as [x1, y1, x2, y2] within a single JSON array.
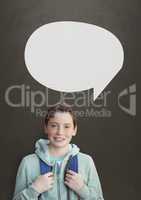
[[64, 170, 84, 192]]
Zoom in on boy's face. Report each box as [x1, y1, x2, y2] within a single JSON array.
[[45, 112, 77, 149]]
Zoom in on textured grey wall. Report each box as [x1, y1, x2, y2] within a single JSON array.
[[0, 0, 139, 199]]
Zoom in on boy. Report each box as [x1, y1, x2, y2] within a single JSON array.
[[13, 103, 104, 200]]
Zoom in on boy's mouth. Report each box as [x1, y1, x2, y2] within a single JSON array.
[[53, 137, 66, 142]]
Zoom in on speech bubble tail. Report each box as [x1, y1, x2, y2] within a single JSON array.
[[93, 88, 96, 101], [93, 88, 101, 101]]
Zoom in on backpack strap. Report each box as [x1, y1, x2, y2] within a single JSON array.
[[39, 156, 79, 200], [65, 155, 80, 200], [39, 159, 53, 174], [67, 155, 78, 173], [38, 159, 53, 199]]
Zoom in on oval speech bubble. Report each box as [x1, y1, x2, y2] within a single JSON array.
[[24, 21, 124, 100]]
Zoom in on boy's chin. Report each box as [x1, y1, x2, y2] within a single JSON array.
[[51, 141, 69, 148]]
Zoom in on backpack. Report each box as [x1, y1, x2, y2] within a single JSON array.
[[39, 155, 79, 199]]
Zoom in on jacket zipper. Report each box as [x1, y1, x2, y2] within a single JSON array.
[[56, 162, 61, 200], [57, 176, 61, 200]]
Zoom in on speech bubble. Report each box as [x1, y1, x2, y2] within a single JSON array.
[[24, 21, 124, 100]]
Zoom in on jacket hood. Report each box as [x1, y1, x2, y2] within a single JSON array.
[[35, 139, 80, 165]]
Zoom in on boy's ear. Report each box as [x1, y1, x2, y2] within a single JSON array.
[[72, 126, 77, 136]]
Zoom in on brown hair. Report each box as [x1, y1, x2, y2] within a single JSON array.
[[44, 103, 77, 128]]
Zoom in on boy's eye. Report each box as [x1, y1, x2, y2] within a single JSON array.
[[50, 124, 57, 128], [64, 126, 70, 128]]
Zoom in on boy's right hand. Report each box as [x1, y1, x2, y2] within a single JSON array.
[[32, 172, 54, 193]]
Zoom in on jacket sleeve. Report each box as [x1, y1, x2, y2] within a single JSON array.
[[77, 156, 104, 200], [13, 157, 40, 200]]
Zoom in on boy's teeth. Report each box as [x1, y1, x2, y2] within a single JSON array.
[[55, 138, 64, 141]]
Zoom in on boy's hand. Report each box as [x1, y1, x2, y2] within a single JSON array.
[[64, 170, 84, 192], [32, 172, 54, 193]]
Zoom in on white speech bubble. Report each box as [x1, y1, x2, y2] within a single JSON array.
[[24, 21, 124, 100]]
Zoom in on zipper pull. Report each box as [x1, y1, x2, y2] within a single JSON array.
[[56, 161, 62, 175]]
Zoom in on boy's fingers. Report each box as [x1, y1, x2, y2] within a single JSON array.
[[43, 172, 53, 178], [65, 174, 73, 179], [47, 172, 54, 177], [64, 180, 70, 185], [47, 172, 53, 175], [48, 177, 54, 182], [50, 180, 54, 184], [67, 170, 77, 175], [65, 177, 71, 181]]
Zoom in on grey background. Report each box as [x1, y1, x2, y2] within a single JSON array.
[[0, 0, 139, 199]]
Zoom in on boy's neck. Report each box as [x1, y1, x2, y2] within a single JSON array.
[[48, 145, 70, 157]]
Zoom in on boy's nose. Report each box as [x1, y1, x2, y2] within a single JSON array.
[[56, 127, 64, 135]]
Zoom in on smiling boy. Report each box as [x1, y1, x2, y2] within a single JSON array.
[[13, 103, 104, 200]]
